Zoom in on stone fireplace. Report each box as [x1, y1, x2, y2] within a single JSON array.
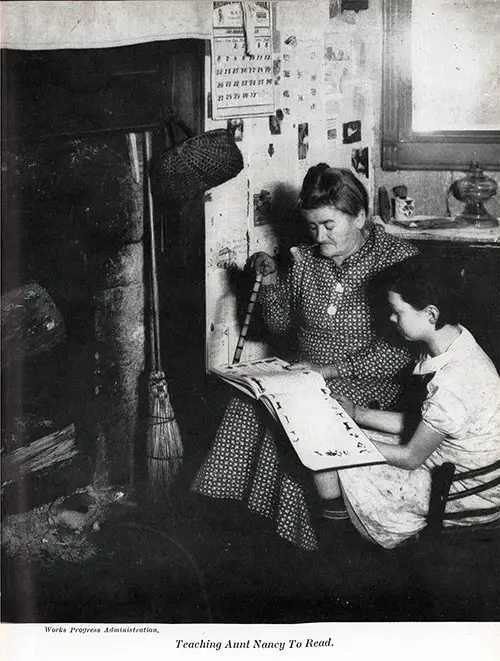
[[1, 40, 206, 511]]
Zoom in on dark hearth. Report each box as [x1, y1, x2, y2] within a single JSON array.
[[1, 135, 145, 511], [1, 39, 207, 513]]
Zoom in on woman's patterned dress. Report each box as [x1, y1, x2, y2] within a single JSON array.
[[192, 223, 418, 550]]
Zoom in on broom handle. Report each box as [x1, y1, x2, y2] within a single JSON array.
[[232, 271, 263, 364], [144, 130, 162, 373]]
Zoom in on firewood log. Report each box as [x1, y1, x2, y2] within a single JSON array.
[[1, 423, 77, 486], [1, 283, 66, 365]]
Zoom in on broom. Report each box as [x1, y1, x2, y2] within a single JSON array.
[[144, 130, 183, 500]]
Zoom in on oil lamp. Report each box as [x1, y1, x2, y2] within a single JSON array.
[[450, 162, 499, 228]]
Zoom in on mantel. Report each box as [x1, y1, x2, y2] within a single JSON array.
[[1, 2, 209, 142], [0, 1, 211, 51], [0, 41, 204, 142]]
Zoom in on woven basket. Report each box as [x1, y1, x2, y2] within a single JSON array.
[[152, 119, 244, 204]]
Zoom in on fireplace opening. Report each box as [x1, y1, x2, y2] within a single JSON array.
[[1, 40, 208, 513]]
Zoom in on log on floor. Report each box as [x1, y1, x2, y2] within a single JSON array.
[[2, 423, 77, 486]]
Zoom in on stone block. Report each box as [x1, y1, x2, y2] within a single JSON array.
[[89, 242, 144, 291]]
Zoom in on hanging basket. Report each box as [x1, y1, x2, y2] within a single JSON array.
[[152, 119, 244, 204]]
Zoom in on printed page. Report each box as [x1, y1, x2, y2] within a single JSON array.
[[249, 367, 325, 396], [210, 356, 287, 396], [264, 386, 386, 471], [211, 356, 321, 396], [214, 377, 261, 400], [211, 356, 288, 376]]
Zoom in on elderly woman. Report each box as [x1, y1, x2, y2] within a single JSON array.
[[192, 164, 418, 550]]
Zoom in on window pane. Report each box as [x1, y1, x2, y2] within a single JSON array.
[[412, 0, 500, 132]]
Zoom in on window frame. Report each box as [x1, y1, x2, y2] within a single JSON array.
[[381, 0, 500, 171]]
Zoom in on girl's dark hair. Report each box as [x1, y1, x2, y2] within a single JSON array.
[[386, 256, 464, 329], [298, 163, 369, 216]]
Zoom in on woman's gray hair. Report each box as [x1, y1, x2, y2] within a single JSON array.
[[298, 163, 369, 216]]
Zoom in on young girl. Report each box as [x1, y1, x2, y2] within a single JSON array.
[[319, 256, 500, 549]]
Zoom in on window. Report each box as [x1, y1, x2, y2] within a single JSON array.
[[381, 0, 500, 170]]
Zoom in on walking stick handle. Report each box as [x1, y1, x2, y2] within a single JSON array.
[[232, 271, 263, 364]]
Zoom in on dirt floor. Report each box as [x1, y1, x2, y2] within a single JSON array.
[[2, 475, 499, 624]]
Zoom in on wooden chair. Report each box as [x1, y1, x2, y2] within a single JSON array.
[[362, 428, 500, 540], [426, 459, 500, 539]]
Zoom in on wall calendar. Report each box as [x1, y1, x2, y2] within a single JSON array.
[[211, 2, 275, 119]]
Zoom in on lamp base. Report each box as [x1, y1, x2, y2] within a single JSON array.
[[457, 202, 499, 228]]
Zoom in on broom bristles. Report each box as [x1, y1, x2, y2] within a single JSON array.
[[146, 371, 183, 499]]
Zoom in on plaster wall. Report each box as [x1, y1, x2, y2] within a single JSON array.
[[204, 0, 500, 371], [205, 0, 378, 368]]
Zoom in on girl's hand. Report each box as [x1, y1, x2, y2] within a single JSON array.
[[287, 362, 339, 379], [337, 395, 357, 420]]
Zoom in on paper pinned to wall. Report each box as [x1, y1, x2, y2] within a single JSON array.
[[343, 119, 362, 144], [276, 0, 329, 36], [345, 79, 373, 119], [250, 174, 275, 223], [211, 1, 275, 119], [281, 35, 323, 117], [351, 146, 369, 179], [298, 122, 309, 162], [325, 94, 341, 119], [327, 116, 339, 144], [269, 109, 284, 135], [325, 94, 341, 158], [324, 32, 354, 95], [206, 1, 378, 371], [253, 188, 273, 226], [227, 118, 245, 142]]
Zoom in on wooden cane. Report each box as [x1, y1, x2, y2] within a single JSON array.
[[232, 271, 263, 364]]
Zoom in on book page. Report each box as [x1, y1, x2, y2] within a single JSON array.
[[211, 356, 288, 377], [212, 356, 385, 470], [211, 356, 324, 396], [210, 356, 289, 396], [265, 386, 386, 471], [250, 366, 325, 396]]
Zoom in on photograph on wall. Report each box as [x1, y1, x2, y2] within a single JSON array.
[[351, 145, 369, 177], [298, 122, 309, 160], [269, 109, 284, 135], [343, 119, 361, 144], [227, 117, 245, 141], [253, 188, 273, 226]]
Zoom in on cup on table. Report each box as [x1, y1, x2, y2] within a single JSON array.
[[394, 197, 415, 222]]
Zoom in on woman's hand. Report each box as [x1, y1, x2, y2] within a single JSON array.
[[287, 361, 339, 379], [249, 252, 277, 280]]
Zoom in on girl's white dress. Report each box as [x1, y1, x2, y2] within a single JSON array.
[[339, 326, 500, 549]]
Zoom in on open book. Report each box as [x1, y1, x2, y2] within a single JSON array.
[[211, 356, 386, 471]]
